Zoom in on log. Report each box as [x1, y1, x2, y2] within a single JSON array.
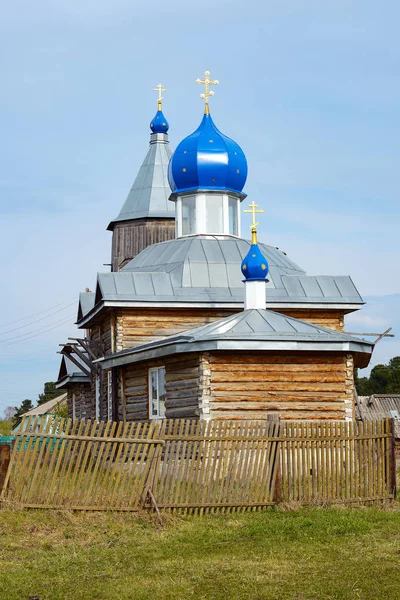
[[165, 397, 199, 409], [166, 406, 200, 418]]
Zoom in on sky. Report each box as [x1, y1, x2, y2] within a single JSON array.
[[0, 0, 399, 414]]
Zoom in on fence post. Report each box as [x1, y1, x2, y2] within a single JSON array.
[[0, 444, 11, 495], [388, 418, 397, 499], [268, 415, 281, 502]]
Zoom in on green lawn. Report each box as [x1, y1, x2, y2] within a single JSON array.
[[0, 505, 399, 600]]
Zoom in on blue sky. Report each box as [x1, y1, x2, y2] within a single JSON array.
[[0, 1, 399, 414]]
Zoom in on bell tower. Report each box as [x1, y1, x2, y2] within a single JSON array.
[[107, 84, 175, 271]]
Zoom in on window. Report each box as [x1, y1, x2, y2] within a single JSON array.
[[107, 370, 113, 421], [228, 197, 238, 235], [206, 195, 223, 233], [149, 367, 166, 419], [182, 196, 196, 235], [95, 376, 100, 421], [72, 392, 76, 421]]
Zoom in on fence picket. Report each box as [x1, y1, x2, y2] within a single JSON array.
[[1, 417, 394, 511]]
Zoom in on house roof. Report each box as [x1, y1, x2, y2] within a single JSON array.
[[356, 394, 400, 437], [23, 394, 68, 416], [78, 236, 363, 326], [77, 292, 95, 321], [56, 355, 90, 388], [96, 308, 373, 370], [107, 133, 175, 229]]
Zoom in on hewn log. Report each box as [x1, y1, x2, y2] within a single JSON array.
[[166, 406, 200, 418]]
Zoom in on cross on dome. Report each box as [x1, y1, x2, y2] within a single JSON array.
[[153, 83, 167, 110], [196, 70, 219, 114], [244, 201, 264, 230]]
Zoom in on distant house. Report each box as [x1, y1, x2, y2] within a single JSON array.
[[56, 355, 91, 421], [356, 394, 400, 450], [14, 393, 68, 432]]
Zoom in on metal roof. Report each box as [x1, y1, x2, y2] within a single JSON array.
[[56, 355, 90, 388], [80, 236, 362, 318], [107, 133, 175, 229], [23, 394, 67, 416], [356, 395, 400, 437], [77, 292, 95, 321], [96, 308, 373, 370]]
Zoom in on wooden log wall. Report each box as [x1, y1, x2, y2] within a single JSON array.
[[111, 219, 176, 272], [204, 352, 355, 421], [122, 355, 202, 421], [67, 383, 92, 421], [276, 309, 345, 331], [116, 309, 237, 351]]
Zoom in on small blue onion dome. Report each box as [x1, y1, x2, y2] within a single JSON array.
[[150, 108, 169, 133], [241, 230, 269, 281], [168, 112, 247, 194]]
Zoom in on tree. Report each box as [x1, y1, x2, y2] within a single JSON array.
[[4, 406, 16, 421], [12, 399, 34, 428], [355, 356, 400, 395], [38, 382, 65, 405]]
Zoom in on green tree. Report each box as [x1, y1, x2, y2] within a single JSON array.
[[355, 355, 400, 395], [38, 382, 65, 405], [12, 399, 34, 427]]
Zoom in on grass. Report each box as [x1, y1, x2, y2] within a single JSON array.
[[0, 505, 399, 600]]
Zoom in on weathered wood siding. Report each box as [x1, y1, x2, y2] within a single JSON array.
[[67, 383, 92, 421], [116, 309, 237, 351], [204, 352, 354, 421], [276, 310, 345, 331], [122, 355, 201, 421], [111, 219, 175, 272]]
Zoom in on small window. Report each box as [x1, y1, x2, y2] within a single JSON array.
[[95, 376, 101, 421], [149, 367, 166, 419], [228, 196, 238, 235], [182, 196, 196, 235], [206, 195, 223, 233], [107, 370, 113, 421], [72, 392, 76, 421]]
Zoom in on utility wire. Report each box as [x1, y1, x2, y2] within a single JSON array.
[[0, 315, 75, 348], [0, 301, 77, 336], [0, 314, 75, 345], [0, 298, 78, 328]]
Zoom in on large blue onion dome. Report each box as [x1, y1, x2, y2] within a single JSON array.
[[168, 112, 247, 194], [241, 229, 269, 281], [150, 108, 169, 133]]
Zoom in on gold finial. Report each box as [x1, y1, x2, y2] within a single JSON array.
[[153, 83, 167, 110], [243, 201, 264, 244], [196, 70, 219, 114]]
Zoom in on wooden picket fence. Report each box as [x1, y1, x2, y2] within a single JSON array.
[[280, 419, 396, 503], [0, 416, 396, 512]]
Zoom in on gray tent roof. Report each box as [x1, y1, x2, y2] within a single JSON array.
[[56, 355, 90, 388], [96, 309, 373, 369], [76, 235, 363, 325], [107, 133, 174, 228]]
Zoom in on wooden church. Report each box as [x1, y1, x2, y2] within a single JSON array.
[[56, 74, 374, 423]]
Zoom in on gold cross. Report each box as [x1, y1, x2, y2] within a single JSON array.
[[243, 201, 264, 230], [153, 83, 167, 110], [196, 70, 219, 114]]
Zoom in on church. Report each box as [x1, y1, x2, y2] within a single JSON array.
[[56, 72, 374, 423]]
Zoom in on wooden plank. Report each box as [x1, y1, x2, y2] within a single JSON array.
[[0, 445, 10, 495]]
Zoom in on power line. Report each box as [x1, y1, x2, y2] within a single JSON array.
[[0, 315, 76, 348], [0, 314, 75, 345], [0, 298, 78, 328], [0, 301, 77, 336]]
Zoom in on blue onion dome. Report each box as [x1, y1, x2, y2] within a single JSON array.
[[241, 229, 269, 281], [150, 108, 169, 133], [168, 112, 247, 194]]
